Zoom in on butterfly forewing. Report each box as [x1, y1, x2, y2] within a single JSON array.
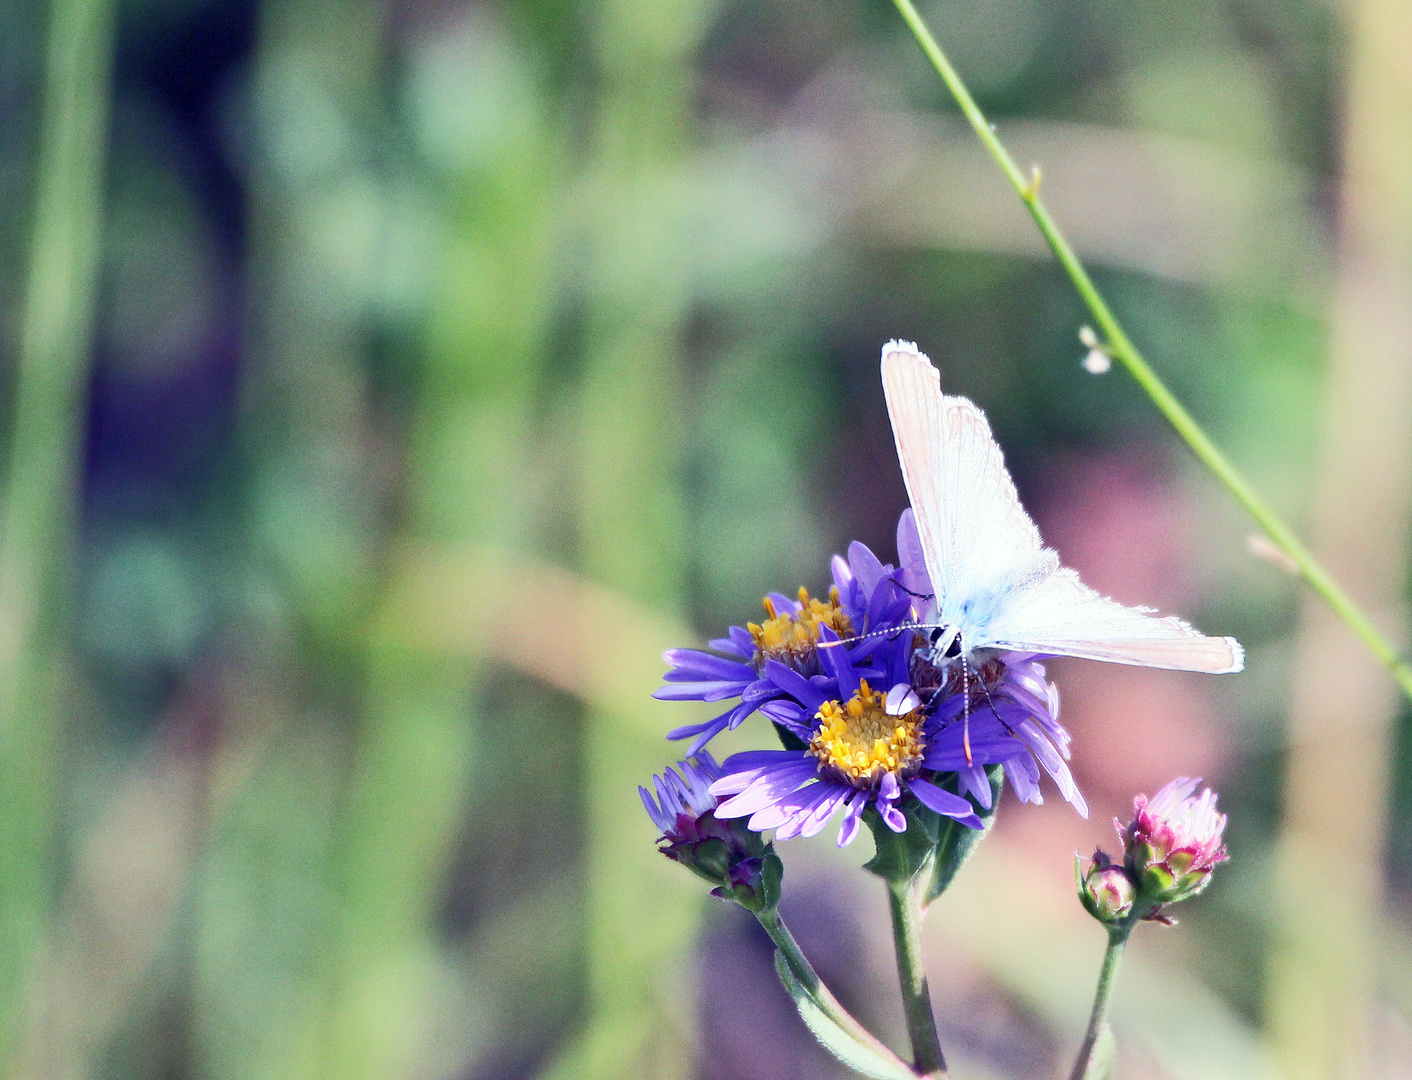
[[881, 341, 1044, 614]]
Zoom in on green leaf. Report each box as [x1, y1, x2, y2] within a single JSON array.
[[863, 800, 940, 884], [925, 764, 1004, 905], [1081, 1024, 1117, 1080], [772, 952, 919, 1080]]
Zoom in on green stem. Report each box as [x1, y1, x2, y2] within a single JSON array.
[[0, 0, 114, 1064], [1068, 925, 1131, 1080], [887, 880, 948, 1079], [889, 0, 1412, 704], [756, 907, 914, 1070]]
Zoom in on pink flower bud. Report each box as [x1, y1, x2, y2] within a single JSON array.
[[1118, 777, 1228, 907], [1076, 850, 1136, 925]]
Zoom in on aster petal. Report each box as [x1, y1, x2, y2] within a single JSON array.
[[864, 570, 903, 630], [729, 625, 757, 656], [719, 749, 805, 773], [797, 785, 852, 838], [714, 762, 819, 817], [831, 552, 855, 594], [908, 777, 983, 828], [640, 786, 670, 832], [709, 751, 809, 796], [896, 509, 934, 608], [817, 626, 860, 701], [836, 791, 868, 847], [956, 764, 992, 809], [1016, 719, 1088, 817], [758, 698, 812, 738], [885, 682, 921, 716], [767, 591, 799, 615], [683, 723, 728, 758], [921, 724, 1023, 770], [763, 659, 830, 711], [881, 801, 907, 832], [708, 635, 751, 658], [653, 681, 749, 702], [1149, 777, 1200, 816], [750, 784, 829, 834], [668, 703, 749, 754], [848, 541, 887, 599], [767, 784, 846, 840], [1004, 752, 1042, 804], [661, 650, 757, 684]]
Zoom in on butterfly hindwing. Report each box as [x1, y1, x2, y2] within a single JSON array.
[[984, 568, 1245, 673]]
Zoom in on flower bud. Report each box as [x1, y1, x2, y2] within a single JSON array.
[[641, 753, 780, 911], [1076, 849, 1136, 925], [1118, 777, 1228, 910]]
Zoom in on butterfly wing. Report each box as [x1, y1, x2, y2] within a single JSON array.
[[881, 341, 1050, 614], [984, 567, 1245, 673]]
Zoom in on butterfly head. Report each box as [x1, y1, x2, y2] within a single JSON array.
[[925, 624, 965, 667]]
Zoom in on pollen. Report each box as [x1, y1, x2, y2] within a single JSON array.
[[748, 586, 853, 671], [808, 679, 925, 786]]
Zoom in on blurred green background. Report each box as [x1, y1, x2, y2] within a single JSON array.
[[2, 0, 1410, 1076]]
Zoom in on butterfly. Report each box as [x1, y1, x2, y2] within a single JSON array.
[[880, 339, 1244, 676]]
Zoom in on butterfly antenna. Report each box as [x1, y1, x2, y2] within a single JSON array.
[[817, 626, 913, 650], [817, 621, 950, 650], [961, 660, 973, 766]]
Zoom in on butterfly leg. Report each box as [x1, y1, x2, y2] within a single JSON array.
[[974, 666, 1021, 741]]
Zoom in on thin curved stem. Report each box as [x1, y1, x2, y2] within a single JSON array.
[[887, 880, 949, 1079], [755, 907, 915, 1071], [1068, 924, 1131, 1080], [889, 0, 1412, 704]]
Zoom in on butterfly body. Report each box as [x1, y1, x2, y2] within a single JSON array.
[[881, 340, 1244, 676]]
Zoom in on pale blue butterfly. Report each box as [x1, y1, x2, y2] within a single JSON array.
[[880, 340, 1244, 676]]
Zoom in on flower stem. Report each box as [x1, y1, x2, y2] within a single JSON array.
[[887, 879, 949, 1078], [755, 907, 915, 1070], [888, 0, 1412, 705], [1068, 924, 1131, 1080]]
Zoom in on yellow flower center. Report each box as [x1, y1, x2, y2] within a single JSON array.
[[808, 679, 926, 786], [748, 586, 853, 671]]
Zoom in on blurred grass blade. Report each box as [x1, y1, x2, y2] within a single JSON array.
[[0, 0, 115, 1064], [772, 952, 919, 1080], [1265, 0, 1412, 1073], [557, 0, 714, 1075], [889, 0, 1412, 704], [317, 13, 563, 1080], [194, 0, 390, 1075]]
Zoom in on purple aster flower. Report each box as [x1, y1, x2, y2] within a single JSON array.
[[640, 753, 781, 909], [656, 514, 919, 754], [707, 626, 1084, 847]]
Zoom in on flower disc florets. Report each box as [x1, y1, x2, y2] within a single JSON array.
[[749, 587, 853, 674], [809, 679, 925, 786]]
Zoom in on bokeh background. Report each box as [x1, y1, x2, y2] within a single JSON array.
[[2, 0, 1411, 1077]]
